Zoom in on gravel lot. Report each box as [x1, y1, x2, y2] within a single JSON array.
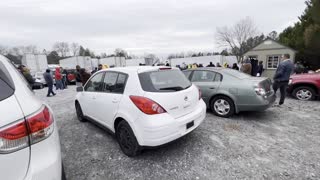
[[35, 86, 320, 180]]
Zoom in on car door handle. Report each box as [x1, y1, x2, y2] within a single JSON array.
[[92, 96, 96, 100], [112, 99, 119, 103], [209, 87, 215, 89]]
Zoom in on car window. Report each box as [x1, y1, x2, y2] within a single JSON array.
[[214, 73, 222, 82], [182, 71, 192, 79], [84, 72, 104, 92], [139, 69, 191, 92], [103, 72, 118, 93], [191, 71, 216, 82], [113, 73, 127, 94]]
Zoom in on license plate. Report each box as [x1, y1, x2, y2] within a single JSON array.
[[186, 121, 194, 129]]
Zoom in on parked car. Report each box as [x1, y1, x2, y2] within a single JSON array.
[[75, 66, 206, 156], [287, 72, 320, 100], [32, 71, 46, 89], [66, 69, 76, 84], [183, 68, 275, 118], [0, 55, 66, 180]]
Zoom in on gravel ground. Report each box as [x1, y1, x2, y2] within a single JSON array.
[[35, 86, 320, 180]]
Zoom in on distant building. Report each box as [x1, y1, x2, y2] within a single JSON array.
[[243, 38, 296, 79]]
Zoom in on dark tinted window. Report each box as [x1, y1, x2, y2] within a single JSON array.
[[84, 72, 104, 92], [114, 73, 127, 93], [103, 72, 118, 93], [102, 72, 128, 94], [139, 69, 191, 92], [0, 61, 15, 101], [191, 71, 216, 82]]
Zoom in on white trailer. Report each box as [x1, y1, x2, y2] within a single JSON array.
[[99, 57, 126, 67], [21, 54, 48, 75], [125, 58, 145, 66], [170, 55, 237, 67], [59, 56, 93, 70]]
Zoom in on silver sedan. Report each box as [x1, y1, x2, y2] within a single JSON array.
[[183, 68, 276, 118]]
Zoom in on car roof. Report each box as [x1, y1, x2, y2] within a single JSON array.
[[184, 67, 225, 72], [100, 66, 179, 74]]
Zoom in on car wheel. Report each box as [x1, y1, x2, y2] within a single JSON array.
[[116, 121, 141, 157], [62, 163, 67, 180], [75, 102, 86, 122], [292, 86, 316, 101], [210, 96, 235, 118]]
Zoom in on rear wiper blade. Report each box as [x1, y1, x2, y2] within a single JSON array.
[[159, 86, 184, 91]]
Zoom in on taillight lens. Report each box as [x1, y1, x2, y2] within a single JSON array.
[[0, 120, 29, 153], [0, 106, 54, 154], [130, 96, 166, 115], [254, 84, 267, 96], [27, 106, 54, 144]]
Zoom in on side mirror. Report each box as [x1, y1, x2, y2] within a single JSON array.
[[76, 86, 84, 92]]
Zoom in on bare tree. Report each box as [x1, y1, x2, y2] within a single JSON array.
[[114, 48, 128, 58], [216, 17, 258, 62], [53, 42, 70, 57], [70, 43, 80, 56]]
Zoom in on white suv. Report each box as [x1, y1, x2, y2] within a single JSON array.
[[0, 56, 65, 180], [75, 66, 206, 156]]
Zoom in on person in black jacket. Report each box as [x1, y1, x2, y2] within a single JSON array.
[[257, 61, 264, 76], [75, 65, 82, 87], [273, 54, 294, 105], [43, 69, 56, 97]]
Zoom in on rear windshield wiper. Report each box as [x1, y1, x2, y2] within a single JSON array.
[[159, 86, 184, 91]]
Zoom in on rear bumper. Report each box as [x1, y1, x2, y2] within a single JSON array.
[[237, 93, 276, 112], [134, 100, 207, 147], [24, 122, 62, 180]]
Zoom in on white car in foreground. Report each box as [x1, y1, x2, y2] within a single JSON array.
[[0, 56, 65, 180], [75, 66, 206, 156]]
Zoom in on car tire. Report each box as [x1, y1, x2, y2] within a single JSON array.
[[210, 96, 235, 118], [292, 86, 316, 101], [116, 120, 141, 157], [75, 102, 86, 122], [62, 163, 67, 180]]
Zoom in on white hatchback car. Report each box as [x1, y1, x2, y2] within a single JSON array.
[[75, 66, 206, 156], [0, 56, 65, 180]]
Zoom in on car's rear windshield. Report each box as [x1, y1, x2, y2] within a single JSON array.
[[223, 69, 251, 79], [0, 61, 15, 101], [139, 69, 192, 92]]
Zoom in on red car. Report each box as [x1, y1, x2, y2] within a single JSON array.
[[288, 72, 320, 100]]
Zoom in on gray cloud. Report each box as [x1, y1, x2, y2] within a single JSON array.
[[0, 0, 305, 56]]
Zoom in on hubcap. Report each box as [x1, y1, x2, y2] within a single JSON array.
[[296, 89, 312, 100], [214, 99, 230, 116]]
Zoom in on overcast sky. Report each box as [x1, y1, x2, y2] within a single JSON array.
[[0, 0, 305, 57]]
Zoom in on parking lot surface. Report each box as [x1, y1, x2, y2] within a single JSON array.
[[35, 86, 320, 180]]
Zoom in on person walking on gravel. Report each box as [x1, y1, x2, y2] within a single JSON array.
[[273, 54, 294, 106], [43, 69, 56, 97]]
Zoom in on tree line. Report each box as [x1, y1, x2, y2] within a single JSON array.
[[0, 42, 135, 65], [215, 0, 320, 69]]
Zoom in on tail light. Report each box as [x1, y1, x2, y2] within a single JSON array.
[[0, 106, 54, 154], [130, 96, 166, 115]]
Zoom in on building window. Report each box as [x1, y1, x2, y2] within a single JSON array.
[[267, 55, 280, 69]]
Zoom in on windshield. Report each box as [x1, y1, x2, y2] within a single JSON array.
[[139, 69, 192, 92], [223, 69, 251, 79]]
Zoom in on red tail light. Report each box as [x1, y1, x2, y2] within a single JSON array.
[[159, 67, 171, 70], [130, 96, 166, 115], [27, 106, 54, 144], [0, 106, 54, 154]]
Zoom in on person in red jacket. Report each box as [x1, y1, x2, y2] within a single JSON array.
[[55, 67, 64, 90]]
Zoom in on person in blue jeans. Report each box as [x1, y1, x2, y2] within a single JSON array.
[[273, 54, 294, 105], [43, 69, 56, 97]]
